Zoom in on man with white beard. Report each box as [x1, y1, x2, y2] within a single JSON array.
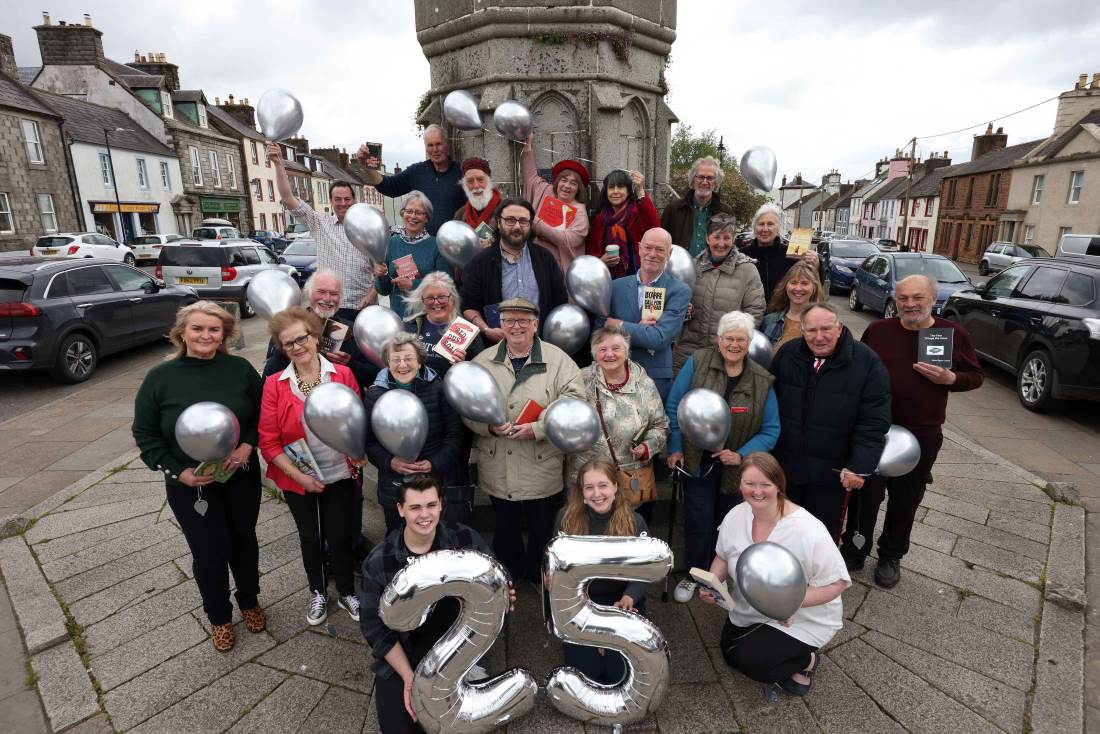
[[453, 157, 501, 249]]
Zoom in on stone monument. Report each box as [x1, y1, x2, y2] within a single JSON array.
[[413, 1, 678, 204]]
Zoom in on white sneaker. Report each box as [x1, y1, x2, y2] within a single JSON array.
[[673, 579, 698, 603], [337, 594, 360, 622], [306, 590, 328, 626]]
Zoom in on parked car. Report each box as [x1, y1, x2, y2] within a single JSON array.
[[978, 241, 1051, 275], [31, 233, 136, 264], [876, 238, 899, 252], [249, 230, 289, 253], [0, 257, 197, 383], [156, 239, 297, 318], [819, 238, 880, 294], [280, 238, 317, 286], [284, 222, 311, 242], [943, 258, 1100, 411], [848, 252, 971, 317], [1055, 233, 1100, 263], [192, 218, 242, 241], [130, 233, 185, 264]]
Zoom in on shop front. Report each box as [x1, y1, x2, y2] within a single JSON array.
[[90, 202, 162, 244], [199, 197, 244, 229]]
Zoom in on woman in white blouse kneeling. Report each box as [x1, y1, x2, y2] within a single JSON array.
[[700, 452, 850, 697]]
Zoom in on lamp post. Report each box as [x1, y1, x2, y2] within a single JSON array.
[[103, 127, 131, 241], [716, 136, 726, 168]]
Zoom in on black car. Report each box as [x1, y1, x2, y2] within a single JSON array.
[[943, 258, 1100, 412], [0, 257, 197, 383]]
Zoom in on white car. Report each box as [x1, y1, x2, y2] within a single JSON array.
[[130, 233, 185, 263], [31, 233, 136, 264]]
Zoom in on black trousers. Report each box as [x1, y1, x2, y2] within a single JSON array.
[[841, 430, 944, 561], [166, 462, 261, 625], [787, 480, 848, 542], [490, 493, 561, 584], [720, 619, 817, 684], [284, 478, 357, 597]]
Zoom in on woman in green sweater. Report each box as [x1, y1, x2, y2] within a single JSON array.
[[371, 191, 453, 319], [132, 301, 265, 653]]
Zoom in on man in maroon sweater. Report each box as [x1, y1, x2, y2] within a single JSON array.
[[841, 275, 984, 588]]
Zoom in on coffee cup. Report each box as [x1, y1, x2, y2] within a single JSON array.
[[606, 245, 620, 258]]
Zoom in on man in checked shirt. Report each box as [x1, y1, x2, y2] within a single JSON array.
[[267, 142, 376, 322]]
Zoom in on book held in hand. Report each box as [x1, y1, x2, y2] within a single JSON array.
[[786, 228, 813, 259], [918, 327, 954, 368], [320, 318, 349, 354], [194, 461, 238, 484], [392, 253, 420, 280], [514, 399, 545, 425], [689, 567, 736, 611], [432, 317, 481, 364], [537, 195, 577, 230], [284, 440, 324, 482], [474, 222, 494, 243], [641, 286, 666, 321]]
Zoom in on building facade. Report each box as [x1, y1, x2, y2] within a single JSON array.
[[208, 96, 284, 234], [858, 153, 912, 239]]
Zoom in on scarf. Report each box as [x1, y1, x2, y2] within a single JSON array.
[[600, 200, 637, 271], [464, 189, 502, 229]]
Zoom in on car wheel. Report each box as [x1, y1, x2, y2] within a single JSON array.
[[124, 253, 136, 265], [978, 260, 989, 276], [884, 299, 898, 318], [239, 289, 256, 319], [51, 332, 98, 384], [1017, 349, 1055, 412], [848, 287, 863, 311]]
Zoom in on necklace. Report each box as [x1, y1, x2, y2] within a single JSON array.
[[604, 364, 629, 392], [296, 360, 323, 397]]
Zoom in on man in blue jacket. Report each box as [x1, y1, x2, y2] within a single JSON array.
[[598, 227, 691, 401]]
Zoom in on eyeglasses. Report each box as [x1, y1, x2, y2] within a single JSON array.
[[720, 335, 748, 345], [389, 355, 419, 365], [694, 175, 717, 182], [423, 295, 451, 304], [402, 208, 428, 217], [281, 334, 312, 350], [500, 216, 531, 227], [501, 317, 534, 327]]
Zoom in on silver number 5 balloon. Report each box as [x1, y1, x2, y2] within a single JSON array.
[[543, 534, 673, 726], [379, 550, 537, 733]]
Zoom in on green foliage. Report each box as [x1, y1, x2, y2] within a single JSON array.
[[669, 124, 768, 225]]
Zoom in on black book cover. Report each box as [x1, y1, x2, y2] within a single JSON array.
[[918, 327, 954, 368]]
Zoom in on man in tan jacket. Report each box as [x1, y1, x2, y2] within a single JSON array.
[[466, 298, 584, 584]]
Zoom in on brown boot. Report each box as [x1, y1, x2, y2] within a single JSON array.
[[242, 606, 267, 633], [211, 623, 235, 652]]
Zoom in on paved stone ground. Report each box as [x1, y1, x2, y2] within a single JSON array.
[[0, 422, 1085, 732]]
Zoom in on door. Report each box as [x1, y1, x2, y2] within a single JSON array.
[[998, 266, 1068, 365], [986, 243, 1005, 269], [102, 264, 176, 344], [91, 234, 124, 261], [63, 265, 134, 351], [965, 265, 1031, 362]]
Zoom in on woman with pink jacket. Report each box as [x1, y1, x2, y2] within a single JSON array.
[[522, 134, 591, 274]]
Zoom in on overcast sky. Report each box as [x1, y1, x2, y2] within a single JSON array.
[[5, 0, 1099, 188]]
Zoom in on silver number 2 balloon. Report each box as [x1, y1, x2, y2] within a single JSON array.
[[543, 534, 673, 726], [378, 550, 538, 734]]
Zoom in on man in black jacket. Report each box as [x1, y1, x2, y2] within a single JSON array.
[[460, 198, 569, 344], [770, 302, 892, 540], [659, 156, 733, 256]]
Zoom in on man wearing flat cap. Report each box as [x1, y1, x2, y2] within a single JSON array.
[[454, 157, 501, 249], [466, 297, 585, 585]]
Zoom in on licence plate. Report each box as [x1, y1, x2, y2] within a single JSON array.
[[177, 277, 207, 285], [41, 248, 58, 255]]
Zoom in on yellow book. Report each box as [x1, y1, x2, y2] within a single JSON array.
[[641, 286, 666, 321], [786, 228, 813, 259]]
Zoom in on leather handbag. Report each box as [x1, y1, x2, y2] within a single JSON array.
[[594, 392, 657, 507]]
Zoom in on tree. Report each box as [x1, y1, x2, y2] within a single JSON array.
[[668, 124, 768, 225]]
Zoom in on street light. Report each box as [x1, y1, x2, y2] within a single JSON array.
[[716, 136, 726, 167], [103, 127, 132, 241]]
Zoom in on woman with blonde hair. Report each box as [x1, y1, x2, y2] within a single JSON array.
[[761, 262, 826, 351], [132, 301, 265, 652]]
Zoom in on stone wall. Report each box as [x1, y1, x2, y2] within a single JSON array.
[[33, 23, 105, 67], [167, 124, 250, 225]]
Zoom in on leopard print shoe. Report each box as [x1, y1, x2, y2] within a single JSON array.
[[211, 623, 235, 652], [241, 606, 267, 633]]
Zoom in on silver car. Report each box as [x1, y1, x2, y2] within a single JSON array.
[[130, 233, 185, 264], [155, 239, 297, 317], [979, 241, 1051, 275]]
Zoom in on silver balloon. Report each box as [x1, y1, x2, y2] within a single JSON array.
[[735, 541, 807, 621], [443, 90, 482, 132], [676, 388, 731, 453], [343, 203, 389, 263], [256, 88, 303, 142], [352, 305, 404, 367], [542, 304, 590, 355], [543, 398, 600, 454], [876, 424, 922, 478], [246, 269, 301, 320], [544, 534, 673, 726], [443, 361, 507, 426], [748, 329, 773, 369], [380, 550, 538, 734], [566, 255, 612, 317], [740, 146, 778, 193], [174, 402, 240, 463], [492, 100, 533, 142], [303, 382, 366, 460], [370, 389, 428, 461], [436, 220, 481, 269], [665, 245, 696, 290]]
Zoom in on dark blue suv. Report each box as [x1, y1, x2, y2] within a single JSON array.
[[848, 252, 972, 317], [819, 238, 880, 294]]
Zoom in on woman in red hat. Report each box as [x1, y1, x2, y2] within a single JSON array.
[[523, 134, 591, 274]]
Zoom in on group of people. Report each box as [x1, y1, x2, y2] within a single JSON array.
[[131, 126, 985, 733]]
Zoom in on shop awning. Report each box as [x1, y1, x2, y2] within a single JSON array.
[[91, 202, 161, 214]]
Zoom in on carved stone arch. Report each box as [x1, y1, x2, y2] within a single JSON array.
[[620, 96, 649, 175], [530, 90, 581, 173]]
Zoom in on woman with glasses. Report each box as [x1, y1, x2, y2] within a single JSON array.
[[522, 133, 591, 274], [372, 190, 452, 319], [258, 307, 363, 626], [403, 271, 485, 376], [585, 168, 660, 279], [363, 332, 462, 534], [665, 311, 780, 604]]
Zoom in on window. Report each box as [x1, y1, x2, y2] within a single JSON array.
[[160, 161, 172, 190], [267, 180, 275, 201], [257, 247, 279, 264], [197, 104, 208, 128], [1031, 175, 1044, 204], [0, 193, 13, 234], [1061, 273, 1095, 306], [226, 155, 237, 189], [161, 91, 173, 119], [924, 197, 933, 216], [911, 199, 918, 216], [985, 266, 1030, 297], [260, 213, 267, 229], [104, 264, 154, 292], [252, 180, 263, 201], [189, 146, 203, 186], [136, 158, 149, 189], [965, 177, 975, 207], [947, 179, 958, 206], [1024, 224, 1035, 244], [208, 151, 221, 187], [22, 120, 44, 163], [37, 194, 57, 232], [1068, 170, 1084, 204], [986, 173, 1001, 207], [66, 266, 115, 296], [250, 141, 259, 165], [99, 152, 112, 185], [1018, 266, 1067, 301], [241, 247, 261, 265]]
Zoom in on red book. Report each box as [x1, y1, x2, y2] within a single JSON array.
[[393, 254, 419, 280], [537, 196, 577, 230], [514, 399, 545, 425]]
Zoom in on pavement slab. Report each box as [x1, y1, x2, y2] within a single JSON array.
[[0, 536, 68, 654], [90, 611, 208, 691], [922, 507, 1049, 561], [30, 639, 100, 732], [952, 536, 1046, 584], [69, 560, 186, 627], [296, 684, 369, 734], [941, 484, 1053, 524], [226, 673, 328, 733], [54, 533, 190, 602], [956, 593, 1038, 643], [920, 489, 989, 524], [84, 580, 202, 654], [707, 647, 819, 733], [39, 518, 179, 582], [645, 596, 718, 684], [1032, 600, 1086, 734], [1047, 502, 1087, 610], [25, 493, 165, 544], [908, 520, 958, 554], [987, 509, 1051, 544], [803, 656, 907, 734], [902, 543, 1041, 614], [57, 479, 163, 512], [848, 564, 961, 615], [30, 513, 153, 564], [654, 681, 739, 733], [257, 630, 376, 693]]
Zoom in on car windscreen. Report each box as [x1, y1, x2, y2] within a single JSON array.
[[159, 246, 225, 267], [36, 236, 74, 248], [283, 240, 317, 256], [894, 258, 969, 283], [131, 236, 161, 245], [831, 242, 878, 258], [1017, 244, 1050, 257], [192, 228, 218, 239]]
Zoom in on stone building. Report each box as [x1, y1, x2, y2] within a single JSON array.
[[0, 35, 80, 252], [412, 1, 677, 204], [208, 96, 285, 234]]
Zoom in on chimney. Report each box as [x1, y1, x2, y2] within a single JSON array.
[[34, 15, 105, 67], [971, 124, 1008, 160], [42, 11, 50, 25], [781, 174, 787, 187], [1078, 74, 1089, 90], [1052, 71, 1100, 135], [1092, 73, 1100, 90], [126, 51, 180, 90], [219, 94, 257, 129], [289, 136, 311, 154], [0, 34, 17, 80]]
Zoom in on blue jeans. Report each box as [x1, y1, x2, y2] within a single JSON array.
[[682, 460, 739, 573]]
